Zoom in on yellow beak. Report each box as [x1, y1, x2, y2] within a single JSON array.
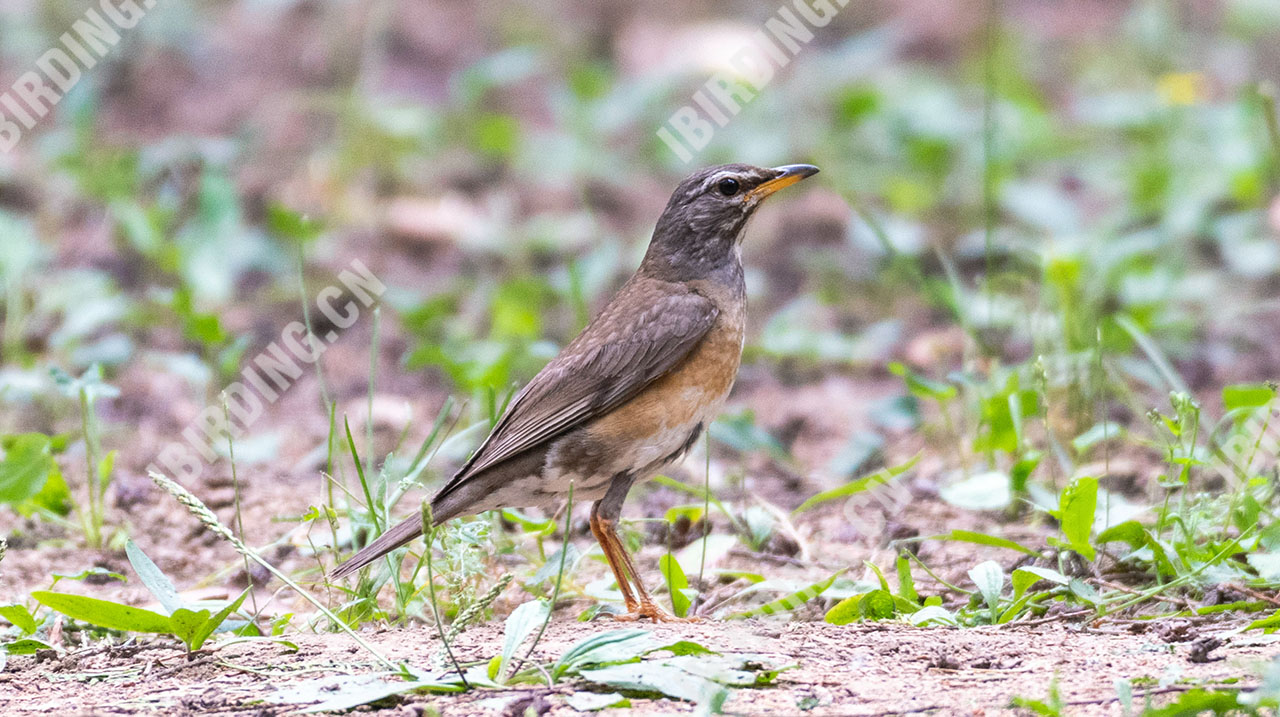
[[747, 164, 820, 200]]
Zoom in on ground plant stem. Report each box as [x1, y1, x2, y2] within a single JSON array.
[[79, 383, 103, 549], [422, 502, 469, 688], [511, 481, 573, 680]]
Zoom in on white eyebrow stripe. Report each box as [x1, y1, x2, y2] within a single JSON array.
[[701, 172, 733, 192], [701, 170, 757, 193]]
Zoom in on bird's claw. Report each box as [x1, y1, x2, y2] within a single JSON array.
[[611, 601, 701, 623]]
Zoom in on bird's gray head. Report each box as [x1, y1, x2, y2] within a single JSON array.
[[641, 163, 819, 281]]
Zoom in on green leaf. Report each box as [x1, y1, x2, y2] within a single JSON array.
[[1010, 451, 1041, 494], [825, 589, 897, 624], [2, 637, 53, 654], [125, 540, 183, 614], [0, 433, 59, 506], [793, 454, 920, 514], [939, 471, 1012, 511], [666, 653, 793, 687], [864, 561, 891, 592], [824, 595, 861, 626], [973, 379, 1040, 454], [675, 534, 737, 573], [265, 203, 323, 245], [1096, 520, 1145, 547], [50, 567, 126, 586], [934, 529, 1039, 556], [1011, 567, 1069, 600], [653, 640, 716, 657], [471, 113, 520, 158], [888, 362, 957, 401], [860, 589, 896, 620], [908, 605, 957, 626], [169, 608, 212, 651], [27, 464, 70, 516], [1223, 383, 1276, 411], [968, 561, 1004, 619], [659, 554, 691, 618], [726, 570, 842, 619], [742, 506, 776, 550], [1245, 610, 1280, 633], [1142, 689, 1241, 716], [895, 555, 918, 603], [98, 450, 117, 487], [188, 588, 250, 652], [577, 662, 728, 709], [1058, 477, 1098, 561], [32, 591, 171, 633], [0, 604, 37, 634], [1067, 578, 1100, 606], [265, 674, 464, 712], [552, 629, 654, 679], [663, 504, 706, 525], [1248, 553, 1280, 582], [565, 692, 629, 711], [498, 599, 549, 681]]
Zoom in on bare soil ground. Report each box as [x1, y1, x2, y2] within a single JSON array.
[[3, 619, 1274, 716]]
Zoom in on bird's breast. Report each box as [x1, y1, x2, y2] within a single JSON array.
[[579, 290, 745, 479]]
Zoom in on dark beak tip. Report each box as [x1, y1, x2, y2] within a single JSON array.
[[774, 163, 820, 179]]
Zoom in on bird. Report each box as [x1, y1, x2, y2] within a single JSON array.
[[332, 163, 820, 621]]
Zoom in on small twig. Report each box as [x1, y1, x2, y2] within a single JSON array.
[[1224, 582, 1280, 608], [1001, 609, 1091, 627], [1064, 683, 1250, 707]]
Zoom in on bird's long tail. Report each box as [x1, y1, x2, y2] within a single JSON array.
[[329, 470, 489, 579], [329, 513, 431, 580]]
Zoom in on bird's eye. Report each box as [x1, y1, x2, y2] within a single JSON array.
[[717, 178, 740, 196]]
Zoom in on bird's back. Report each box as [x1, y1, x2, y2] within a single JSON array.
[[432, 268, 745, 519]]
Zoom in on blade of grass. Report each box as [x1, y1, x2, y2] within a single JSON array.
[[1259, 82, 1280, 190], [694, 432, 711, 615], [345, 417, 383, 535], [78, 381, 104, 549], [366, 307, 380, 491], [982, 0, 1001, 318], [510, 481, 573, 681], [295, 244, 332, 410], [421, 502, 469, 688], [222, 396, 261, 619]]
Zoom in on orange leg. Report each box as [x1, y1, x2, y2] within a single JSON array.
[[589, 509, 638, 612], [590, 501, 695, 623]]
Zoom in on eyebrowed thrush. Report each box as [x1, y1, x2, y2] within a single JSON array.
[[332, 163, 820, 621]]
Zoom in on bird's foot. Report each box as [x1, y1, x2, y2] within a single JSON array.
[[611, 600, 700, 623]]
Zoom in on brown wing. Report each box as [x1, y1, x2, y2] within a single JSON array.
[[432, 279, 718, 502]]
